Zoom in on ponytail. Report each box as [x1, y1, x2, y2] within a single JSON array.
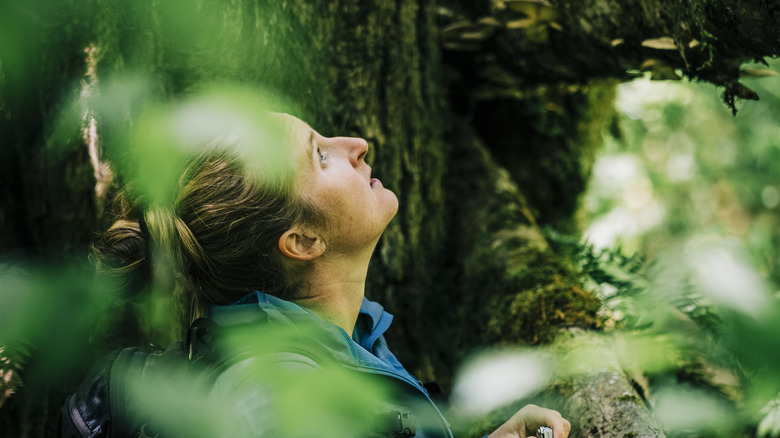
[[90, 217, 150, 299], [91, 145, 325, 340], [92, 196, 204, 337]]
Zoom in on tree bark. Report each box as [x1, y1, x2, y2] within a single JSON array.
[[0, 0, 99, 259], [1, 0, 779, 436], [553, 332, 667, 438], [562, 369, 666, 438]]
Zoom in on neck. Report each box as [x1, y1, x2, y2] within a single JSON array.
[[291, 250, 372, 334]]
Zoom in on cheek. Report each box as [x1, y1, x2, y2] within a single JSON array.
[[313, 187, 357, 224]]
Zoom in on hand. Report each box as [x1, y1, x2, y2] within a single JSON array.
[[488, 404, 571, 438]]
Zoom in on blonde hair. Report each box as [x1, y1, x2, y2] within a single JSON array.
[[92, 145, 323, 335]]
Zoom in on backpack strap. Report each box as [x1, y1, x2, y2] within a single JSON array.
[[370, 407, 418, 437], [109, 347, 149, 438], [58, 350, 122, 438], [187, 318, 222, 364]]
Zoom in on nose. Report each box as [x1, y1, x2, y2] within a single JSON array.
[[334, 136, 368, 167]]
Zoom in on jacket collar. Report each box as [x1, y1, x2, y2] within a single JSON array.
[[354, 298, 394, 353], [207, 291, 425, 398], [207, 291, 395, 358]]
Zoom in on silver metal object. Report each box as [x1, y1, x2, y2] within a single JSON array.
[[536, 426, 553, 438]]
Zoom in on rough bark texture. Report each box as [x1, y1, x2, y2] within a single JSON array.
[[553, 332, 668, 438], [0, 0, 98, 259], [0, 2, 100, 433], [1, 0, 779, 436], [563, 369, 666, 438]]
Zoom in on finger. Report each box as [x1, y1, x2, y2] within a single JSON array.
[[549, 418, 571, 438], [550, 417, 568, 438]]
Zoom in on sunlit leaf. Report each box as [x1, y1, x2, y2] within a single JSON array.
[[686, 238, 771, 317], [118, 84, 291, 206], [758, 398, 780, 438], [451, 349, 551, 416], [654, 386, 733, 432], [740, 68, 779, 78]]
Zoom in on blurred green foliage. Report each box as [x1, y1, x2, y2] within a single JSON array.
[[585, 59, 780, 287], [0, 260, 415, 437], [0, 261, 110, 399], [123, 322, 401, 438], [577, 58, 780, 437], [2, 0, 779, 435], [0, 0, 365, 430], [102, 83, 295, 205], [576, 239, 780, 436]]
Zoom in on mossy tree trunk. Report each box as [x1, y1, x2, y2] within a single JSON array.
[[1, 0, 778, 436]]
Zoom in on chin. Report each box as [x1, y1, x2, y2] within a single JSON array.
[[386, 193, 400, 218]]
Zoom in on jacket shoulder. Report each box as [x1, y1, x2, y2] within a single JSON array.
[[58, 349, 122, 438]]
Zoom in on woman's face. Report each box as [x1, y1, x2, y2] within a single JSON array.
[[284, 115, 399, 255]]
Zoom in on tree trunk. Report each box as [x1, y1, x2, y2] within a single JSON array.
[[1, 0, 778, 436]]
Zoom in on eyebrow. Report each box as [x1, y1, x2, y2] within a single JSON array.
[[306, 130, 316, 168]]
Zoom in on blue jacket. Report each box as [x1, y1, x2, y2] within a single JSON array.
[[207, 291, 454, 438]]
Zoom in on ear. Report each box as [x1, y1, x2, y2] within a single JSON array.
[[278, 226, 326, 261]]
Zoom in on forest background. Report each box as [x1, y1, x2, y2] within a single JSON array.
[[1, 0, 779, 437]]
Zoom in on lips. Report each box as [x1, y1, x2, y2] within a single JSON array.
[[370, 178, 380, 188]]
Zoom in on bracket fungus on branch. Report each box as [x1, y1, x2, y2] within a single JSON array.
[[438, 0, 780, 113], [640, 37, 678, 50], [441, 17, 501, 51]]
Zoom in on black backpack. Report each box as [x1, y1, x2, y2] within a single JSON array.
[[58, 318, 418, 438]]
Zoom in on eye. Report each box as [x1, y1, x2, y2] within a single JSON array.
[[318, 148, 328, 166]]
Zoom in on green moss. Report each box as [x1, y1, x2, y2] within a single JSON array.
[[617, 394, 641, 403], [471, 80, 617, 234], [462, 223, 602, 347]]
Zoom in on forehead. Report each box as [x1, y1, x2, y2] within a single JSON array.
[[272, 113, 314, 163]]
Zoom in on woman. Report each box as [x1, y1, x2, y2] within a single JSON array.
[[69, 114, 571, 438]]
